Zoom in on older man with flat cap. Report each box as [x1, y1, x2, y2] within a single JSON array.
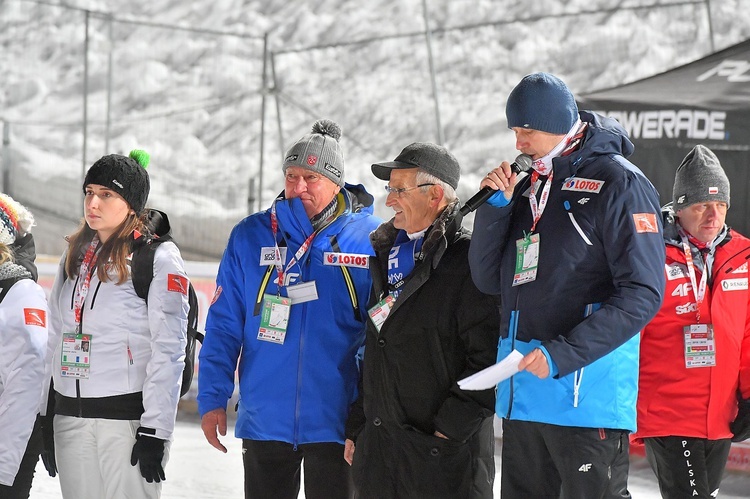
[[344, 142, 500, 499]]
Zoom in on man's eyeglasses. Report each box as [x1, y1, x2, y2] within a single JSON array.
[[384, 183, 434, 197]]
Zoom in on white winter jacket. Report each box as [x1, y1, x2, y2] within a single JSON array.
[[47, 242, 188, 440], [0, 279, 49, 486]]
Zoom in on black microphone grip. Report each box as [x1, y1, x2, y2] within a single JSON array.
[[459, 154, 533, 215]]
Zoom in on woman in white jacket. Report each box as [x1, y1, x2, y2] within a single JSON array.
[[46, 150, 189, 499], [0, 194, 49, 498]]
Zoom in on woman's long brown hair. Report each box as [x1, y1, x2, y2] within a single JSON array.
[[65, 213, 147, 284]]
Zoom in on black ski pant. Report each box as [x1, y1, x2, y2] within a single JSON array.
[[643, 436, 731, 499], [242, 439, 353, 499], [0, 417, 43, 499], [500, 418, 631, 499]]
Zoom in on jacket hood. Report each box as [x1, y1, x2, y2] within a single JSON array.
[[142, 209, 172, 240], [10, 232, 38, 281], [579, 110, 635, 160]]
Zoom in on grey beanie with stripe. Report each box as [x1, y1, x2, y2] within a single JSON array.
[[673, 144, 730, 211]]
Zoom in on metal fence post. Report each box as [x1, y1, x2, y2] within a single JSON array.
[[421, 0, 444, 145], [253, 31, 269, 214], [2, 120, 10, 195], [105, 14, 114, 154], [82, 9, 90, 184]]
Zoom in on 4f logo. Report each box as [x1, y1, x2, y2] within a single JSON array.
[[671, 282, 693, 297], [275, 272, 300, 287], [578, 463, 592, 472]]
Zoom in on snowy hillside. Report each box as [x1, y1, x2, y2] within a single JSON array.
[[2, 0, 750, 257]]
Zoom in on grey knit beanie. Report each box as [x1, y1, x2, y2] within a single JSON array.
[[282, 119, 344, 186], [673, 145, 730, 211]]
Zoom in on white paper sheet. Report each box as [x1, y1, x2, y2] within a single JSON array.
[[457, 349, 524, 390]]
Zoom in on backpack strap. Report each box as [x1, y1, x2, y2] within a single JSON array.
[[0, 275, 28, 302]]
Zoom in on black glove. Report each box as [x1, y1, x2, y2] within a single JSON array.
[[731, 398, 750, 442], [38, 413, 57, 477], [130, 427, 166, 483]]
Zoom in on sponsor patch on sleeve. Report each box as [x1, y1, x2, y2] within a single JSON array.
[[633, 213, 658, 234], [167, 274, 189, 295], [323, 252, 370, 269], [24, 308, 47, 327], [211, 285, 222, 305]]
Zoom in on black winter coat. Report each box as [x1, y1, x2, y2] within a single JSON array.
[[346, 203, 500, 499]]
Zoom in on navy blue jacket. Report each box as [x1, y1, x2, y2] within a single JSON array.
[[469, 112, 665, 431]]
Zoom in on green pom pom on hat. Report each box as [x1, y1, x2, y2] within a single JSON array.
[[129, 149, 150, 169]]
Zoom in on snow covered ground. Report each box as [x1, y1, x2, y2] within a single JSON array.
[[28, 418, 750, 498]]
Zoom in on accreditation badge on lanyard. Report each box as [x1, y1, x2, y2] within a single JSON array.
[[679, 232, 716, 368], [513, 170, 552, 286], [62, 237, 99, 379], [258, 294, 292, 344]]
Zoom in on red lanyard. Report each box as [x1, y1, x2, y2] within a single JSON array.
[[73, 236, 100, 327], [528, 169, 554, 233], [270, 202, 316, 288], [679, 232, 708, 323]]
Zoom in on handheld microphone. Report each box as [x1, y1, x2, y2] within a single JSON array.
[[459, 154, 533, 215]]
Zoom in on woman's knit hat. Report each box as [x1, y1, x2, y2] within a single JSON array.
[[673, 145, 730, 211], [283, 119, 345, 186], [0, 193, 35, 246], [506, 72, 579, 135], [83, 149, 151, 212]]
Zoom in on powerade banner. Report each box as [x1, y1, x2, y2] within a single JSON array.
[[577, 39, 750, 235]]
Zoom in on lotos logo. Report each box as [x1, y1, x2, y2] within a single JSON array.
[[323, 252, 370, 269], [24, 308, 47, 327], [562, 177, 605, 193], [167, 274, 189, 295], [307, 155, 318, 166]]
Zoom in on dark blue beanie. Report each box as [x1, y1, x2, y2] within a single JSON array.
[[506, 73, 578, 134]]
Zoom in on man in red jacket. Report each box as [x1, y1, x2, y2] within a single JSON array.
[[635, 144, 750, 498]]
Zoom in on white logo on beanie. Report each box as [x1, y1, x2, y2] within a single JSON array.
[[112, 179, 124, 189], [324, 163, 341, 179]]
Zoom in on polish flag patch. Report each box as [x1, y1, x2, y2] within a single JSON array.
[[708, 187, 719, 194], [307, 155, 318, 166], [633, 213, 658, 234], [167, 274, 189, 295], [24, 308, 47, 327]]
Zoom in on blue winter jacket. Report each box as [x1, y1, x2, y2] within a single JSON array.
[[469, 112, 665, 431], [197, 184, 381, 444]]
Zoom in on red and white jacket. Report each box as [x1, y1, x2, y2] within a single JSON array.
[[635, 217, 750, 442]]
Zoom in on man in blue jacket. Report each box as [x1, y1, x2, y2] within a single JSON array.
[[469, 73, 666, 498], [197, 119, 381, 499]]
